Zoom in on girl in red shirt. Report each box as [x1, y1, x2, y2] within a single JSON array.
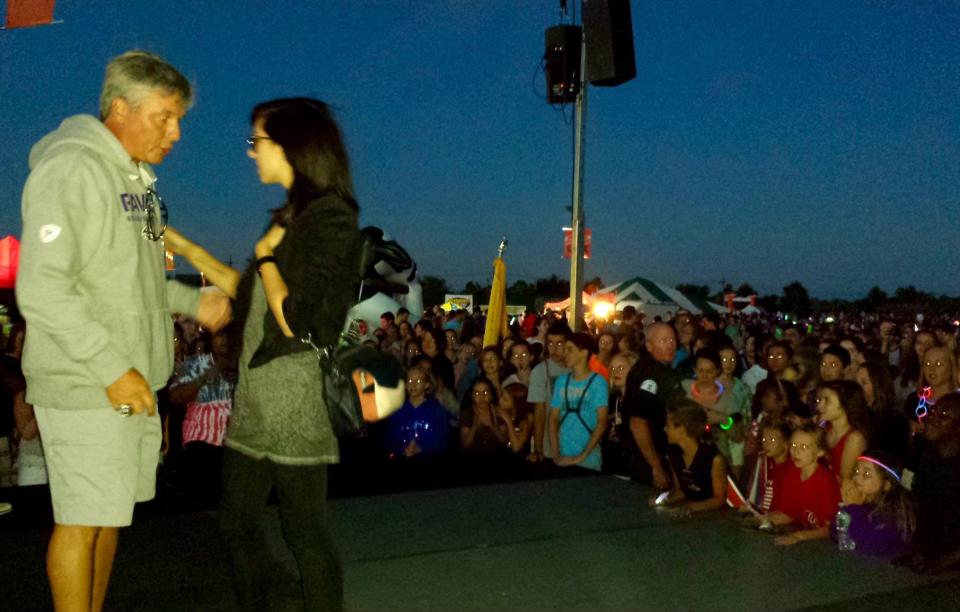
[[817, 380, 869, 483], [745, 419, 793, 513], [768, 423, 841, 545]]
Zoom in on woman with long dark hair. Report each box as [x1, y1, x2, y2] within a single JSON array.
[[164, 97, 361, 611], [856, 361, 910, 461]]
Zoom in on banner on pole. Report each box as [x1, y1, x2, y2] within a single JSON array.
[[562, 227, 591, 259], [5, 0, 56, 29]]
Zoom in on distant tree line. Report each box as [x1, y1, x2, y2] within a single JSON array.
[[420, 274, 957, 317]]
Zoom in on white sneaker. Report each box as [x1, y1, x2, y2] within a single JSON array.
[[0, 502, 11, 516]]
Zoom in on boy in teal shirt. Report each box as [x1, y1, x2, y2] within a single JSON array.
[[550, 332, 609, 471]]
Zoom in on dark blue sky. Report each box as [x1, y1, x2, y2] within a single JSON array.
[[2, 1, 958, 299]]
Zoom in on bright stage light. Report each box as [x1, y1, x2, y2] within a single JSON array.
[[593, 302, 613, 319]]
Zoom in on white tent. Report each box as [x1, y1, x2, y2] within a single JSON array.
[[600, 277, 725, 319], [600, 277, 683, 320]]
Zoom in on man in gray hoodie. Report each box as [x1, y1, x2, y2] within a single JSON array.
[[16, 50, 230, 612]]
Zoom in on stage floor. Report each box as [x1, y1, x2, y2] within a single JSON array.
[[2, 475, 958, 611]]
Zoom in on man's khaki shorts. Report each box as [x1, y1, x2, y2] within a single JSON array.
[[34, 405, 161, 527]]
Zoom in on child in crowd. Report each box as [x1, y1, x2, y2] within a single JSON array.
[[503, 340, 535, 388], [652, 400, 727, 515], [718, 345, 753, 478], [528, 321, 573, 463], [500, 382, 534, 454], [385, 366, 451, 460], [167, 329, 235, 505], [768, 423, 841, 545], [460, 378, 510, 453], [745, 419, 792, 513], [816, 380, 869, 482], [819, 344, 851, 383], [602, 350, 639, 477], [744, 378, 792, 461], [683, 348, 739, 477], [549, 332, 609, 472], [831, 450, 914, 560]]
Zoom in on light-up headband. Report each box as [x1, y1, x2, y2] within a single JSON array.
[[857, 455, 901, 482]]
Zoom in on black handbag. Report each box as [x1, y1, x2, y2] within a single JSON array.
[[302, 321, 405, 437], [301, 228, 406, 437]]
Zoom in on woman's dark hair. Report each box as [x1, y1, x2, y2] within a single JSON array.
[[791, 345, 821, 392], [466, 376, 499, 410], [423, 328, 447, 353], [859, 361, 895, 414], [759, 418, 792, 442], [860, 449, 916, 541], [897, 329, 938, 387], [819, 380, 871, 437], [598, 331, 617, 351], [252, 97, 356, 225], [504, 382, 532, 421], [693, 347, 722, 371], [767, 340, 794, 361], [791, 421, 828, 453], [403, 338, 422, 366], [458, 315, 476, 344], [618, 332, 640, 353], [667, 399, 708, 439], [822, 344, 852, 368], [546, 320, 573, 339], [717, 345, 744, 377], [478, 347, 504, 381], [568, 332, 597, 356]]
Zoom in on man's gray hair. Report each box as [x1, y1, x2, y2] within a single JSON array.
[[99, 50, 193, 120]]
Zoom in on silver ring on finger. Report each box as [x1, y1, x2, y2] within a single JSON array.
[[117, 404, 132, 418]]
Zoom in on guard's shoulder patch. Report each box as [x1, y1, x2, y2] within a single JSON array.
[[640, 379, 658, 394], [39, 224, 62, 243]]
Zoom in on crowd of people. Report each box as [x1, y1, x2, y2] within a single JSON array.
[[5, 303, 960, 578], [331, 305, 960, 574]]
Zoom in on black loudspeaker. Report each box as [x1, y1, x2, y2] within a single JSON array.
[[583, 0, 637, 87], [544, 25, 582, 104]]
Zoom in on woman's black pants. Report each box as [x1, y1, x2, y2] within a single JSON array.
[[219, 448, 343, 611]]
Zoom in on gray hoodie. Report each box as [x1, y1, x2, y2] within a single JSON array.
[[16, 114, 200, 410]]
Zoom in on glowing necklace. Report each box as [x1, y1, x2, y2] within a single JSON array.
[[692, 381, 734, 431], [691, 380, 724, 402], [916, 386, 932, 422]]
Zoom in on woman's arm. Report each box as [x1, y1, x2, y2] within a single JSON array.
[[840, 430, 867, 482], [650, 462, 685, 507], [167, 369, 209, 406], [513, 414, 533, 453], [499, 413, 528, 453], [254, 225, 293, 337], [164, 227, 241, 298], [774, 526, 830, 546], [766, 512, 795, 526], [460, 411, 479, 449]]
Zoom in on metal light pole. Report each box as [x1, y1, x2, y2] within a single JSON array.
[[568, 26, 588, 331]]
